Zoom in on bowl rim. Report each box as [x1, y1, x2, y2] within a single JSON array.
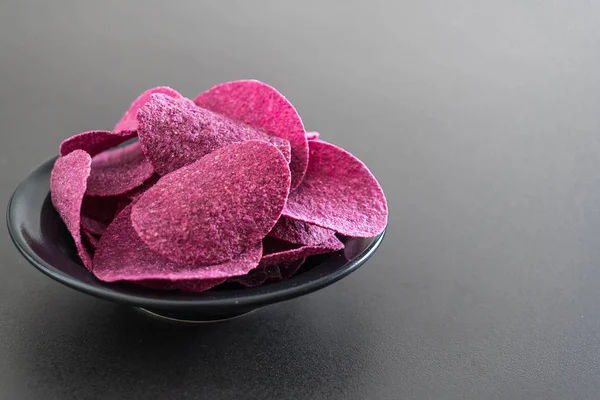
[[6, 156, 386, 311]]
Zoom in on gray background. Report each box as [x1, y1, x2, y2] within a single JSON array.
[[2, 1, 600, 399]]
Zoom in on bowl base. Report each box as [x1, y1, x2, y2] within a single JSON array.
[[137, 307, 255, 323]]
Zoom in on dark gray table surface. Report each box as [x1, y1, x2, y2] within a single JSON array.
[[2, 1, 600, 399]]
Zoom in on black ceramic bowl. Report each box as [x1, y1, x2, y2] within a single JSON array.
[[7, 156, 385, 322]]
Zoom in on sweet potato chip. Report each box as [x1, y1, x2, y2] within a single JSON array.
[[282, 141, 388, 237], [93, 205, 263, 282], [268, 216, 336, 246], [85, 142, 154, 197], [114, 86, 182, 133], [194, 80, 308, 189], [131, 141, 291, 266], [59, 130, 136, 158], [50, 150, 93, 269], [137, 94, 291, 175], [260, 236, 344, 267]]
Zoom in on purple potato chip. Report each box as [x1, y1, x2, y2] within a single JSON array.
[[59, 130, 137, 158], [80, 214, 108, 236], [282, 140, 388, 237], [131, 141, 291, 266], [114, 197, 132, 218], [268, 216, 336, 246], [81, 195, 120, 223], [82, 229, 100, 250], [137, 94, 291, 175], [85, 141, 155, 197], [306, 131, 320, 140], [50, 150, 93, 269], [232, 258, 305, 287], [135, 278, 226, 292], [259, 236, 344, 268], [123, 173, 160, 200], [114, 86, 182, 133], [265, 265, 284, 280], [279, 258, 306, 280], [93, 204, 263, 282], [194, 80, 308, 190], [230, 264, 282, 288]]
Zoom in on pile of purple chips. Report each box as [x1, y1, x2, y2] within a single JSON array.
[[50, 80, 388, 292]]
